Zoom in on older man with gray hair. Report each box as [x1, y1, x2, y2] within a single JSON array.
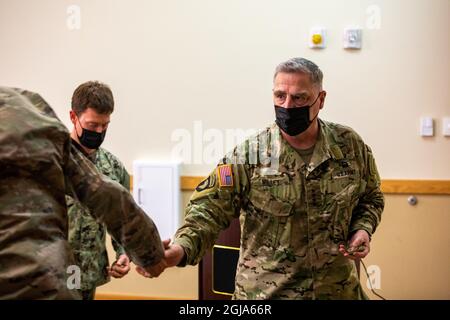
[[158, 57, 384, 299]]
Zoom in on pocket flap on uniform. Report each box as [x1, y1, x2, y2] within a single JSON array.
[[248, 187, 293, 216]]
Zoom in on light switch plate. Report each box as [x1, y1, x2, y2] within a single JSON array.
[[420, 117, 434, 137], [343, 27, 362, 49], [443, 117, 450, 136]]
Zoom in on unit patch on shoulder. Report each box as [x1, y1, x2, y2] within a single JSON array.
[[195, 174, 216, 192]]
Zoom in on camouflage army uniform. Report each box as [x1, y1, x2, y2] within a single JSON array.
[[174, 120, 384, 300], [66, 144, 129, 298], [0, 87, 163, 299]]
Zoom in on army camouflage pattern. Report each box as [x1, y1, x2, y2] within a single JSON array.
[[174, 120, 384, 300], [67, 146, 129, 291], [0, 87, 163, 299]]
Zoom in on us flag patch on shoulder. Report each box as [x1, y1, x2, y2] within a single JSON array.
[[217, 164, 233, 187]]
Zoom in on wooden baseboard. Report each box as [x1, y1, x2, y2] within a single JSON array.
[[95, 292, 194, 300]]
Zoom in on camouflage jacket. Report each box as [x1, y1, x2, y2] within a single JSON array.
[[0, 87, 163, 299], [66, 144, 128, 290], [174, 120, 384, 300]]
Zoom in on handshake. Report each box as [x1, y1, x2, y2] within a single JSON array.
[[135, 239, 185, 278]]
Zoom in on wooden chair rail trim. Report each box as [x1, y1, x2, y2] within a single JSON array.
[[130, 176, 450, 195]]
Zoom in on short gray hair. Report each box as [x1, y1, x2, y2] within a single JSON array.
[[274, 57, 323, 88]]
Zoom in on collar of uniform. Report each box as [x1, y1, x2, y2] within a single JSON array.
[[307, 119, 346, 175], [71, 138, 98, 163], [269, 123, 311, 174], [273, 119, 344, 176], [318, 119, 345, 160]]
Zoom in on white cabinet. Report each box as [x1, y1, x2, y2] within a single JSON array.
[[133, 161, 180, 241]]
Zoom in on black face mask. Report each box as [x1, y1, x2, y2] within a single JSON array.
[[275, 93, 321, 136], [76, 118, 106, 149]]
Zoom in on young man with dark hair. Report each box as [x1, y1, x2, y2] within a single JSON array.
[[0, 87, 165, 299], [67, 81, 132, 300]]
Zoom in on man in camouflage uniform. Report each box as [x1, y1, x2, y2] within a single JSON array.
[[0, 87, 165, 299], [66, 81, 133, 300], [160, 58, 384, 299]]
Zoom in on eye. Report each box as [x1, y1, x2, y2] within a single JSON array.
[[274, 92, 286, 100], [85, 123, 99, 130], [293, 95, 308, 105]]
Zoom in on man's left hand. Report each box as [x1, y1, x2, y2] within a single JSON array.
[[339, 230, 370, 260], [109, 254, 131, 278]]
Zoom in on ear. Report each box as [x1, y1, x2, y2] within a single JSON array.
[[319, 91, 327, 109], [69, 110, 77, 126]]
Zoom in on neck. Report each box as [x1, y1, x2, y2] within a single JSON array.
[[70, 130, 96, 155], [282, 119, 320, 150]]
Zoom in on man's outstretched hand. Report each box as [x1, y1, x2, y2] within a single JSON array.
[[136, 239, 185, 278], [162, 239, 185, 268]]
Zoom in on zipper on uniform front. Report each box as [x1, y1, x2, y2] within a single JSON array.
[[302, 164, 317, 299]]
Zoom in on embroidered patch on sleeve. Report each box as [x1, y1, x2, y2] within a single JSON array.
[[217, 164, 233, 187], [195, 174, 216, 192]]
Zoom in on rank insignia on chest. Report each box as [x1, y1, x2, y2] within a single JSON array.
[[217, 164, 234, 187], [333, 169, 355, 178]]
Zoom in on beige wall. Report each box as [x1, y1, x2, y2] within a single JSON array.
[[1, 0, 448, 299], [0, 0, 449, 177], [362, 194, 450, 300]]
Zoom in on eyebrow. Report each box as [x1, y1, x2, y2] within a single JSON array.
[[86, 121, 110, 125], [273, 90, 309, 98], [273, 89, 309, 95]]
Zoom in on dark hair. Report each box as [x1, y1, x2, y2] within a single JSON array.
[[71, 81, 114, 115]]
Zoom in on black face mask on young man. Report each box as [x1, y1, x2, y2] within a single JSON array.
[[274, 93, 321, 136], [76, 118, 106, 149]]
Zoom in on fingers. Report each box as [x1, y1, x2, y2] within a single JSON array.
[[136, 266, 151, 277], [352, 245, 370, 259], [163, 244, 185, 267], [109, 255, 131, 278], [338, 244, 354, 259], [110, 269, 126, 278], [114, 263, 131, 273], [162, 238, 171, 249], [144, 259, 168, 278], [109, 264, 131, 278], [135, 259, 168, 279], [116, 254, 130, 266], [339, 229, 371, 260], [348, 236, 363, 247], [135, 242, 183, 279], [135, 244, 184, 279], [338, 244, 369, 260], [350, 230, 370, 247]]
